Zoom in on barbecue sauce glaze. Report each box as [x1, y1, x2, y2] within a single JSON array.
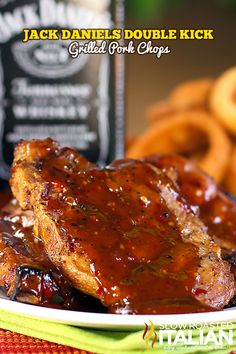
[[11, 140, 233, 314]]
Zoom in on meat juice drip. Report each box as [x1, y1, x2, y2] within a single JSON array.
[[29, 144, 216, 314]]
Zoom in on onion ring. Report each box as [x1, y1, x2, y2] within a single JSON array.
[[210, 67, 236, 135], [146, 101, 175, 123], [147, 78, 214, 123], [127, 110, 231, 182], [224, 145, 236, 195], [170, 78, 214, 110]]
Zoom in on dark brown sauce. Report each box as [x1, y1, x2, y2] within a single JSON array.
[[0, 188, 12, 208]]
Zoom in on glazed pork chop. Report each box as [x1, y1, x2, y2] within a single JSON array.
[[10, 139, 234, 314], [0, 198, 106, 312], [144, 154, 236, 306], [144, 154, 236, 257], [0, 199, 77, 307]]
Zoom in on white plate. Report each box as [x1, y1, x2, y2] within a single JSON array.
[[0, 293, 236, 330]]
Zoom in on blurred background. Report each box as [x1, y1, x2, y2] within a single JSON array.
[[125, 0, 236, 136]]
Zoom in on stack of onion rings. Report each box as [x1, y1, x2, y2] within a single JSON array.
[[128, 68, 236, 191]]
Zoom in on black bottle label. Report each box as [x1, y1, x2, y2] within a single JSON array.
[[0, 0, 125, 179]]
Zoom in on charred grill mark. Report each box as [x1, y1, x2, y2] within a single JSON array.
[[35, 160, 43, 171], [223, 252, 236, 267], [12, 266, 44, 303]]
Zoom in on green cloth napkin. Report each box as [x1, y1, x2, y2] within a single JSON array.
[[0, 309, 235, 354]]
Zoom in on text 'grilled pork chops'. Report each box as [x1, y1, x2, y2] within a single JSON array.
[[10, 139, 234, 314]]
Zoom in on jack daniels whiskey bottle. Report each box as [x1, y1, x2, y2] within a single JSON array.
[[0, 0, 125, 179]]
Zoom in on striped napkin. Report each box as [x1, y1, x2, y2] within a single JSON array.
[[0, 309, 235, 354]]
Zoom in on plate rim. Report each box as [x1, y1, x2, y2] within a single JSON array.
[[0, 295, 236, 330]]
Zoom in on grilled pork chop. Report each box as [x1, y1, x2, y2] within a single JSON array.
[[0, 198, 106, 312], [145, 154, 236, 256], [145, 154, 236, 307], [10, 139, 234, 314], [0, 199, 77, 307]]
